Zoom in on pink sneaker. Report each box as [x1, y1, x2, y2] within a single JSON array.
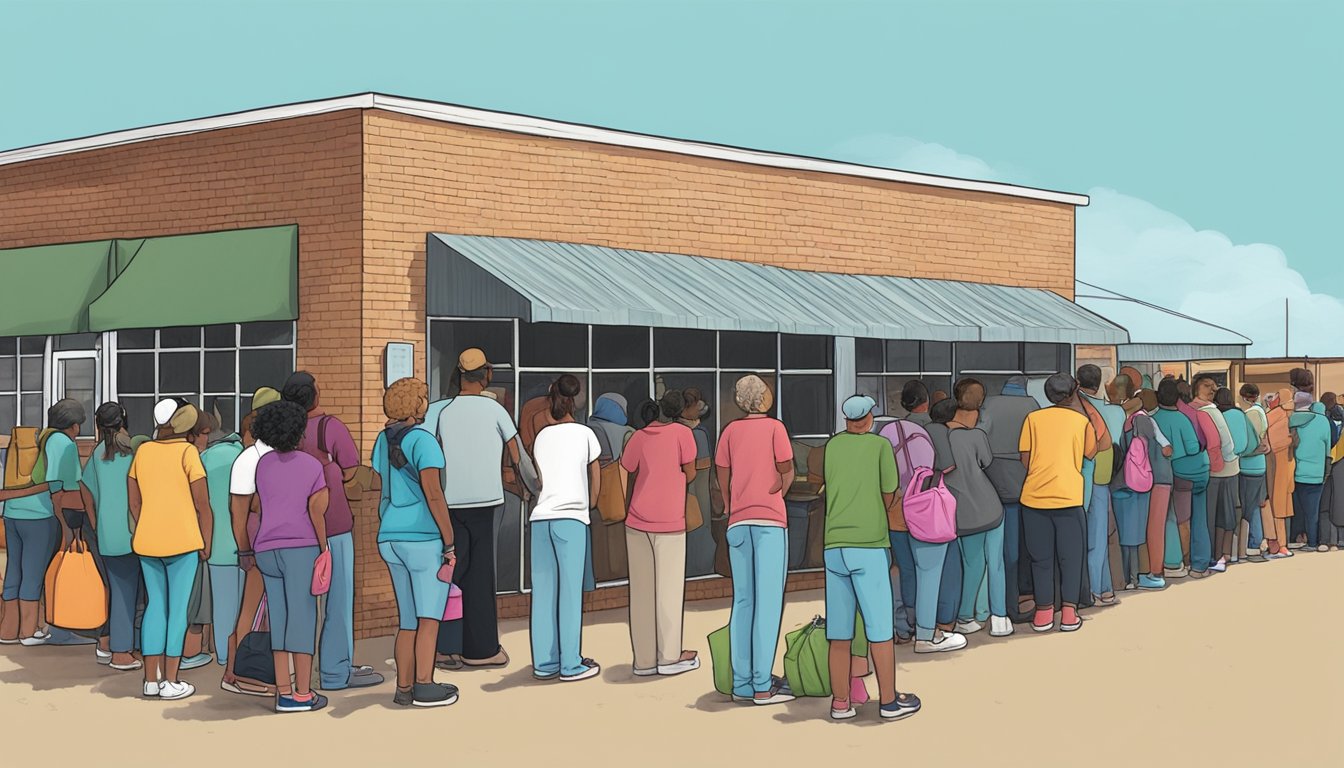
[[1060, 606, 1082, 632], [1032, 608, 1055, 632], [850, 677, 869, 705]]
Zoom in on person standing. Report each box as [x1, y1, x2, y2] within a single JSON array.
[[200, 415, 245, 672], [372, 378, 460, 708], [715, 375, 795, 705], [902, 381, 932, 427], [980, 376, 1038, 622], [1113, 394, 1154, 588], [946, 380, 1012, 638], [281, 371, 383, 691], [924, 398, 966, 644], [435, 349, 522, 669], [1239, 385, 1272, 560], [1151, 380, 1208, 579], [1290, 392, 1331, 551], [822, 395, 922, 722], [1320, 397, 1344, 549], [1077, 366, 1123, 604], [1264, 390, 1298, 558], [1192, 377, 1240, 573], [1168, 380, 1216, 578], [529, 375, 602, 682], [620, 389, 700, 677], [679, 389, 716, 578], [129, 402, 213, 701], [1136, 389, 1176, 590], [1018, 374, 1097, 633]]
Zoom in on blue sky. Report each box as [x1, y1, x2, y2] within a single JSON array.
[[4, 0, 1341, 352]]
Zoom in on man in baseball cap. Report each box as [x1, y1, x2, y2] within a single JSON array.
[[821, 394, 917, 722], [458, 348, 491, 373]]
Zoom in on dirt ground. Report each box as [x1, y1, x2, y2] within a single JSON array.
[[2, 551, 1341, 767]]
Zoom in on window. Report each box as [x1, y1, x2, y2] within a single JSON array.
[[592, 326, 649, 369], [719, 331, 776, 371], [114, 323, 295, 437], [519, 322, 586, 369], [653, 328, 715, 369], [428, 319, 513, 401], [0, 336, 46, 434], [855, 338, 955, 417]]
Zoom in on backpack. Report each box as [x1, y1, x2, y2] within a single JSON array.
[[3, 426, 40, 488], [1122, 424, 1153, 493], [902, 466, 957, 544]]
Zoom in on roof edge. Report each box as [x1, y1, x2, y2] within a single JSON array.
[[0, 92, 1089, 207]]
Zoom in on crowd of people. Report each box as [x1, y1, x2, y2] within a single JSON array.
[[3, 345, 1342, 723]]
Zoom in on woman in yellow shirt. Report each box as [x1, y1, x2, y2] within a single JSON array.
[[128, 402, 214, 701]]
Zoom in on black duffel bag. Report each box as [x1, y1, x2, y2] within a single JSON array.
[[233, 596, 276, 685]]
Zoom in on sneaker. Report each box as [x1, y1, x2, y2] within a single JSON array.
[[880, 692, 922, 721], [1097, 593, 1119, 606], [560, 659, 601, 682], [954, 619, 983, 635], [1164, 566, 1190, 579], [1266, 549, 1293, 559], [143, 680, 161, 697], [1188, 569, 1211, 579], [752, 686, 795, 706], [95, 648, 112, 665], [656, 655, 701, 677], [1288, 541, 1306, 550], [989, 616, 1015, 637], [1318, 545, 1330, 553], [110, 659, 144, 672], [914, 632, 967, 653], [434, 654, 464, 671], [275, 691, 328, 713], [19, 631, 51, 647], [830, 700, 856, 720], [632, 667, 659, 677], [1031, 608, 1055, 633], [158, 680, 196, 701], [1059, 607, 1082, 632], [1209, 560, 1228, 573], [1138, 574, 1167, 590], [343, 671, 385, 689], [180, 653, 213, 671], [412, 682, 459, 708], [393, 687, 414, 707], [1123, 582, 1137, 591]]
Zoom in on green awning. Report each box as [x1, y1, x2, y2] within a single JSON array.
[[0, 240, 114, 335], [88, 225, 298, 332]]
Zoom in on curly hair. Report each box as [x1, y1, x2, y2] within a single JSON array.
[[384, 377, 429, 421], [282, 371, 318, 411], [250, 400, 308, 452], [733, 374, 772, 414]]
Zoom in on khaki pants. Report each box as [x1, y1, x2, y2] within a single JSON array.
[[626, 528, 687, 670]]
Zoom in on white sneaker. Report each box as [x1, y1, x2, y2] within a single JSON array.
[[158, 680, 195, 701], [1317, 545, 1330, 553], [954, 619, 984, 635], [19, 631, 50, 647], [914, 632, 967, 654], [989, 616, 1015, 637], [143, 680, 161, 698], [656, 657, 701, 676], [632, 667, 658, 677], [95, 648, 112, 665], [1210, 559, 1228, 573]]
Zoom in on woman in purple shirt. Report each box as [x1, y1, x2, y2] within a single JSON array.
[[239, 400, 331, 714]]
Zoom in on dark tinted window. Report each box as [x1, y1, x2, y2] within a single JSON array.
[[719, 331, 776, 370], [781, 335, 832, 370], [923, 342, 953, 372], [159, 351, 200, 394], [204, 395, 237, 434], [20, 358, 42, 390], [19, 337, 45, 355], [592, 326, 649, 369], [205, 351, 235, 392], [781, 375, 834, 436], [519, 323, 586, 368], [117, 353, 155, 394], [0, 337, 15, 355], [117, 329, 155, 350], [240, 349, 294, 395], [957, 342, 1019, 372], [855, 338, 883, 373], [240, 321, 294, 347], [653, 328, 716, 369], [160, 326, 201, 349], [55, 333, 99, 351], [205, 324, 236, 348], [1025, 343, 1069, 374], [885, 341, 920, 373]]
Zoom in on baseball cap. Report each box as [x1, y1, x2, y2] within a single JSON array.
[[458, 348, 490, 372], [842, 394, 878, 420], [153, 399, 180, 427], [251, 387, 281, 411]]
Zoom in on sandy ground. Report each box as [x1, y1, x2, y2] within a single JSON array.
[[2, 551, 1341, 767]]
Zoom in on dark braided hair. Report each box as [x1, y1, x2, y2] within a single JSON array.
[[95, 402, 132, 460]]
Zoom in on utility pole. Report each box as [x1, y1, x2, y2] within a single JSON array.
[[1285, 298, 1290, 358]]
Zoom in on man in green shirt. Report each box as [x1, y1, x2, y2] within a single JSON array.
[[821, 395, 920, 723], [200, 427, 246, 669]]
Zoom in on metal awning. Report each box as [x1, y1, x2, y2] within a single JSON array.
[[429, 235, 1128, 344], [1074, 281, 1250, 362]]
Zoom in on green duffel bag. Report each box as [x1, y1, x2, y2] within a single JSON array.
[[708, 624, 732, 695], [782, 614, 869, 697]]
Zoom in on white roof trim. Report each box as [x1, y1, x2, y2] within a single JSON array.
[[0, 93, 1089, 206]]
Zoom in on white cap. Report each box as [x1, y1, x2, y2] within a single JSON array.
[[153, 399, 179, 427]]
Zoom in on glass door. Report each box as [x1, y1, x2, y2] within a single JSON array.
[[51, 351, 99, 437]]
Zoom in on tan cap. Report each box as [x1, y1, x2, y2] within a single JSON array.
[[252, 386, 282, 411], [458, 348, 490, 372]]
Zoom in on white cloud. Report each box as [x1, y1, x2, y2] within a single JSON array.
[[828, 135, 1344, 358]]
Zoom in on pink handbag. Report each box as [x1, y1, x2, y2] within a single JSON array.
[[438, 562, 462, 621], [311, 549, 332, 596], [902, 466, 958, 544]]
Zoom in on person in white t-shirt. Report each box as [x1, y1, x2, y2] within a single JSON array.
[[528, 374, 602, 683], [219, 387, 280, 697]]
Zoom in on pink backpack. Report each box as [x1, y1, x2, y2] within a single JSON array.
[[902, 466, 958, 544], [1123, 421, 1154, 493]]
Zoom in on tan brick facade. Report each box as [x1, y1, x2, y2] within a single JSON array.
[[1, 106, 1078, 637]]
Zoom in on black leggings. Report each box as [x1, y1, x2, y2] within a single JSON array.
[[436, 506, 500, 659], [1021, 505, 1085, 608]]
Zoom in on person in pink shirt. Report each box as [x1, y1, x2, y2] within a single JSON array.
[[621, 389, 700, 678], [714, 375, 795, 705]]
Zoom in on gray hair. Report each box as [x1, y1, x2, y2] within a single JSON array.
[[734, 375, 772, 414], [48, 398, 87, 431]]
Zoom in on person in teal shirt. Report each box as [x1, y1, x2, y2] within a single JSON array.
[[201, 429, 246, 668], [1290, 394, 1332, 549], [1152, 383, 1204, 573], [1, 399, 88, 647], [81, 402, 142, 669]]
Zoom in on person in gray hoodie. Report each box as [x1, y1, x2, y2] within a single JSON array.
[[980, 376, 1038, 622]]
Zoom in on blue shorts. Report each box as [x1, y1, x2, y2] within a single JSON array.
[[823, 546, 894, 643], [379, 539, 450, 631]]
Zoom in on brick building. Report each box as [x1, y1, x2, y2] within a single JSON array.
[[0, 93, 1127, 637]]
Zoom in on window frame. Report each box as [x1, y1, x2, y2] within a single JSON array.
[[0, 335, 49, 437]]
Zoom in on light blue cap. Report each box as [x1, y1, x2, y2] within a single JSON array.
[[842, 394, 877, 420]]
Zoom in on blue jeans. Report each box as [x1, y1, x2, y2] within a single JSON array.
[[1185, 474, 1212, 571], [823, 547, 894, 643], [1086, 484, 1114, 595], [380, 539, 451, 630], [140, 552, 198, 657], [907, 537, 947, 641], [530, 519, 589, 678], [2, 516, 59, 601], [319, 532, 356, 689], [888, 532, 917, 638], [1002, 502, 1024, 619], [727, 524, 787, 697], [938, 536, 962, 625], [1083, 458, 1095, 511], [959, 520, 1006, 620], [103, 553, 143, 654], [1293, 483, 1324, 549], [207, 564, 244, 666]]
